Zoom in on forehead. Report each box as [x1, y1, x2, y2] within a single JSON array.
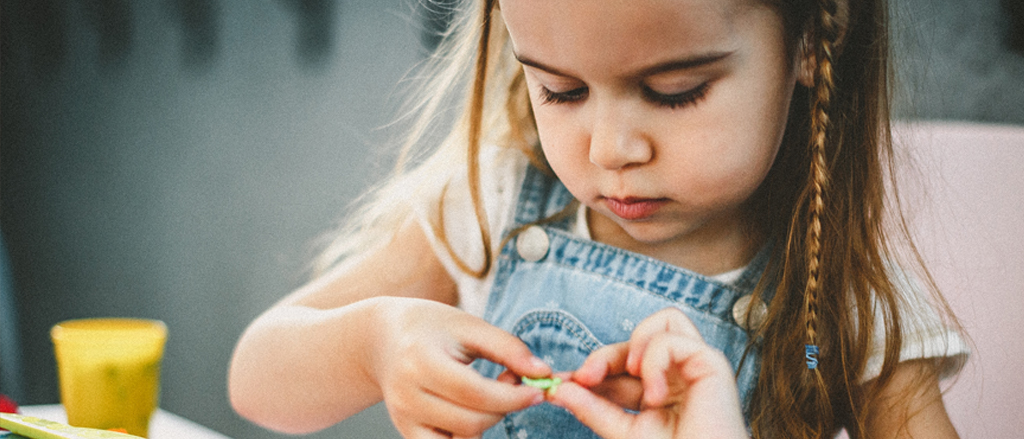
[[499, 0, 771, 75]]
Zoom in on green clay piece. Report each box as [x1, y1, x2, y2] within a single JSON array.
[[521, 376, 562, 392]]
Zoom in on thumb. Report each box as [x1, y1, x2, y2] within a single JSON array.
[[548, 381, 633, 439]]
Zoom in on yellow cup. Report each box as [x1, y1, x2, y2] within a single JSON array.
[[51, 318, 167, 437]]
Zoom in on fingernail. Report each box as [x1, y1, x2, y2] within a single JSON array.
[[531, 392, 545, 406], [531, 357, 549, 370], [546, 383, 559, 398], [546, 384, 568, 407]]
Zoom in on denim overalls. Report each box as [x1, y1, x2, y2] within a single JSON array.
[[472, 164, 771, 439]]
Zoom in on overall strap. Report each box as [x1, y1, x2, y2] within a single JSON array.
[[509, 162, 773, 297], [512, 164, 576, 230]]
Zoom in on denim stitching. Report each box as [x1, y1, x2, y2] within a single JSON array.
[[513, 229, 759, 324], [511, 310, 605, 353]]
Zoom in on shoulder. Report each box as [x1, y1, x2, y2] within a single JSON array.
[[411, 144, 531, 316], [861, 265, 969, 382], [406, 145, 529, 234], [440, 144, 530, 238], [480, 144, 531, 216]]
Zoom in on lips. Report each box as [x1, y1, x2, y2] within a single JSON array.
[[604, 197, 667, 221]]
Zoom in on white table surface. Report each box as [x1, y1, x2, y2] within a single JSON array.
[[17, 405, 231, 439]]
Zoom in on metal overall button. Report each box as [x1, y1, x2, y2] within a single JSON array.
[[516, 226, 550, 262], [732, 294, 768, 330]]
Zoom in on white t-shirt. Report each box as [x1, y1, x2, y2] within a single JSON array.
[[413, 145, 968, 381]]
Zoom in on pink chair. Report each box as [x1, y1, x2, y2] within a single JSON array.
[[896, 121, 1024, 438]]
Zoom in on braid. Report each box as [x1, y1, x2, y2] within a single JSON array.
[[749, 0, 899, 437], [802, 0, 835, 360], [801, 0, 841, 434], [806, 0, 839, 365]]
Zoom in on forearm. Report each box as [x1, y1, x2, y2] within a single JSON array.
[[228, 298, 385, 434], [229, 220, 462, 433]]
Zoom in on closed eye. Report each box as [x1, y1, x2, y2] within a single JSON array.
[[539, 86, 589, 105], [642, 82, 710, 109]]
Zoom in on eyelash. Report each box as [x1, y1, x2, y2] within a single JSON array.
[[540, 86, 588, 105], [643, 82, 711, 109], [539, 82, 711, 109]]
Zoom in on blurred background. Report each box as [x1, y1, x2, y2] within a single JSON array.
[[1, 0, 1021, 438]]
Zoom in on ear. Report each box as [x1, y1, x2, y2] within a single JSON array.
[[796, 35, 816, 88], [795, 0, 851, 88]]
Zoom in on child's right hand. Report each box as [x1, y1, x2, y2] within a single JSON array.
[[548, 308, 748, 439], [370, 297, 551, 438]]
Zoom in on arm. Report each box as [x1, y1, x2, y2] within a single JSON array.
[[228, 221, 549, 436], [862, 360, 960, 438]]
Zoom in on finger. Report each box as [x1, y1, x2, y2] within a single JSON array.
[[626, 308, 702, 375], [420, 388, 506, 438], [421, 358, 544, 414], [638, 333, 732, 408], [496, 369, 518, 384], [547, 381, 634, 439], [636, 334, 746, 436], [393, 421, 454, 439], [573, 342, 629, 387], [456, 318, 551, 378], [392, 385, 505, 438], [573, 345, 642, 411], [636, 333, 698, 407], [588, 374, 644, 411], [552, 370, 574, 381]]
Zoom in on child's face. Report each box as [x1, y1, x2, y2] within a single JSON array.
[[502, 0, 802, 267]]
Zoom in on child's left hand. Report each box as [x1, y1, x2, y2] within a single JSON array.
[[547, 308, 749, 439]]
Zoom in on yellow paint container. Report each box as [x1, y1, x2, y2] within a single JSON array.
[[51, 318, 167, 438]]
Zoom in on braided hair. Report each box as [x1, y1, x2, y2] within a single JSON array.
[[745, 0, 907, 437], [801, 0, 842, 433]]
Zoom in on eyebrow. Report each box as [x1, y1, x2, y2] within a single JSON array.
[[514, 51, 734, 78]]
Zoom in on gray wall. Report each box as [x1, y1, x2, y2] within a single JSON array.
[[1, 0, 1021, 438], [2, 0, 419, 437], [891, 0, 1024, 122]]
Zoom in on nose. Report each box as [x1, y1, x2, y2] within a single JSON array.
[[588, 103, 653, 170]]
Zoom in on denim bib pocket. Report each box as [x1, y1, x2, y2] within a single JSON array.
[[499, 310, 604, 439]]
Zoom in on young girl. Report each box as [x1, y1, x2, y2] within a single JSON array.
[[228, 0, 969, 437]]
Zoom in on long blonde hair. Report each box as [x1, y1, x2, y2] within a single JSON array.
[[318, 1, 962, 437], [314, 0, 529, 276]]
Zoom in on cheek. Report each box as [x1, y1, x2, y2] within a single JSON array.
[[531, 98, 583, 155], [721, 145, 779, 197], [692, 142, 779, 194], [533, 109, 589, 182], [653, 117, 783, 211], [539, 136, 586, 187], [675, 76, 792, 192], [667, 108, 782, 175]]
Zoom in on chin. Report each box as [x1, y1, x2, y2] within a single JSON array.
[[612, 219, 689, 247]]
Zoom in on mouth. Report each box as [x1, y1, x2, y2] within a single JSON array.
[[603, 197, 668, 221]]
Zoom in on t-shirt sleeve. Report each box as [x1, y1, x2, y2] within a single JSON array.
[[862, 270, 970, 382], [411, 145, 528, 317]]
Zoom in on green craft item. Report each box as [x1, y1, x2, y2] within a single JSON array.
[[521, 376, 562, 395]]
